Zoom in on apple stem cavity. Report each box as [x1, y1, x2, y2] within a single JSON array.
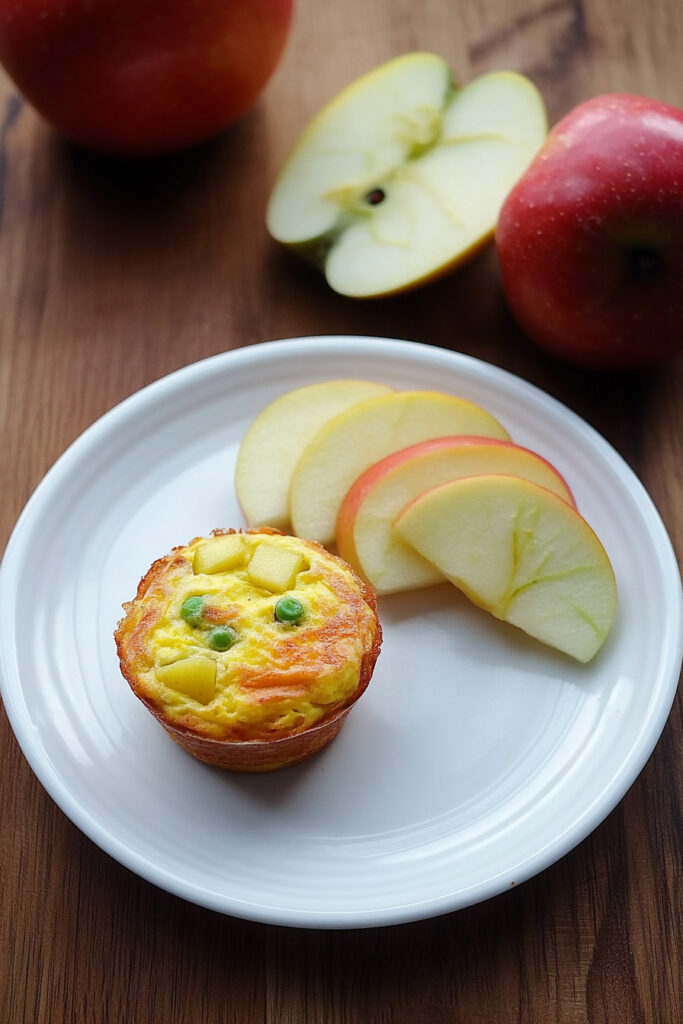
[[629, 247, 659, 278]]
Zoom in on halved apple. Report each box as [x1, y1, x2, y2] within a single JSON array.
[[235, 379, 392, 528], [266, 53, 547, 297], [394, 474, 617, 662], [289, 390, 509, 546], [336, 436, 576, 594]]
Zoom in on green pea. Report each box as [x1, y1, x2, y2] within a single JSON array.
[[208, 626, 238, 651], [181, 595, 205, 628], [274, 596, 304, 623]]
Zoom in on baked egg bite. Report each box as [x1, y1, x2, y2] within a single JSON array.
[[115, 528, 381, 772]]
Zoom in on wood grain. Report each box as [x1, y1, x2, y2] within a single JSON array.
[[0, 1, 681, 1021]]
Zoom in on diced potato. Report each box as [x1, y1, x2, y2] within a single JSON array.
[[247, 543, 307, 593], [194, 534, 246, 575], [155, 656, 216, 704]]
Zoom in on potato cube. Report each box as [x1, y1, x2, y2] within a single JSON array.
[[155, 656, 216, 704], [247, 543, 307, 593], [194, 535, 246, 575]]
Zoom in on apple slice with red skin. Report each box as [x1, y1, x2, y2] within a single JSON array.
[[394, 474, 617, 663], [336, 435, 576, 594]]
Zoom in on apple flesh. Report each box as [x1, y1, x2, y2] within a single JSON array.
[[395, 474, 617, 662], [496, 93, 683, 367], [246, 542, 308, 593], [155, 656, 216, 705], [193, 534, 247, 575], [267, 54, 547, 297], [336, 436, 576, 594], [0, 0, 293, 155], [235, 379, 392, 530], [289, 390, 509, 546]]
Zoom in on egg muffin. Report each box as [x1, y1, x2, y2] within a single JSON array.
[[115, 528, 382, 772]]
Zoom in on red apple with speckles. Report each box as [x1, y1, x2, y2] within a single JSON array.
[[0, 0, 293, 155], [496, 93, 683, 368]]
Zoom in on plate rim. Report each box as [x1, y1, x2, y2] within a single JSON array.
[[1, 335, 681, 928]]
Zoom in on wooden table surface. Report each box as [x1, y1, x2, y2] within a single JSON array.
[[1, 1, 681, 1021]]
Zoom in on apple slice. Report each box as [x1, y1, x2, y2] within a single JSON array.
[[235, 379, 392, 528], [394, 474, 617, 662], [266, 54, 547, 297], [289, 390, 509, 546], [337, 436, 576, 594]]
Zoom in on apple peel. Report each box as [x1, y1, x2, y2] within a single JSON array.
[[496, 92, 683, 367], [336, 435, 577, 594]]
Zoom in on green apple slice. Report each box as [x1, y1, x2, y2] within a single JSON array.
[[289, 390, 509, 546], [235, 378, 392, 528], [266, 53, 547, 297], [395, 474, 617, 662]]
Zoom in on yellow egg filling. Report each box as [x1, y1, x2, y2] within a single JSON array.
[[119, 532, 378, 741]]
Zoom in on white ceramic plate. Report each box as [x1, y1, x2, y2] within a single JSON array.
[[1, 337, 681, 928]]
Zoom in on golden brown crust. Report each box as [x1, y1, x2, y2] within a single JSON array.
[[157, 704, 351, 772], [115, 528, 382, 772]]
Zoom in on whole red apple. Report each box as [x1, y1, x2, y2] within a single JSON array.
[[0, 0, 293, 155], [496, 93, 683, 368]]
